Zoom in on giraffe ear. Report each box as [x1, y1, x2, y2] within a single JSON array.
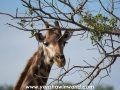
[[62, 30, 74, 41], [35, 33, 45, 42]]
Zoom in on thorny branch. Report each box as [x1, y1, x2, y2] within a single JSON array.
[[0, 0, 120, 35], [0, 0, 120, 86]]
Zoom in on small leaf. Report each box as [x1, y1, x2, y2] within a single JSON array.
[[30, 23, 33, 28], [17, 22, 24, 26], [31, 30, 34, 36], [21, 20, 25, 24], [29, 9, 33, 15], [98, 37, 102, 42]]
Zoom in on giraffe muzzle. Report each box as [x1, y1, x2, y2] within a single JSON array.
[[53, 54, 66, 67]]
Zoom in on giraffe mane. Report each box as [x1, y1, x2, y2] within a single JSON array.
[[14, 51, 38, 90]]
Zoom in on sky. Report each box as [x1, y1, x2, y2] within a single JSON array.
[[0, 0, 120, 90]]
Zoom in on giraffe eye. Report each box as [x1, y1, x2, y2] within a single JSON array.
[[43, 42, 49, 47], [64, 42, 68, 46]]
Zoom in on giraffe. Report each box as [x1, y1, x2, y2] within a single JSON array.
[[14, 21, 73, 90]]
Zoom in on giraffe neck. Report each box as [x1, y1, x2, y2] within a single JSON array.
[[20, 46, 53, 90]]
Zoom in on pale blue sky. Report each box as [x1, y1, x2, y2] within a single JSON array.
[[0, 0, 120, 90]]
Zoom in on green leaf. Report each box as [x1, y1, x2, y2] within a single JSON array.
[[98, 37, 102, 42], [17, 22, 24, 26], [30, 23, 33, 28], [79, 20, 83, 24], [31, 30, 34, 36], [79, 13, 117, 43], [28, 9, 33, 15]]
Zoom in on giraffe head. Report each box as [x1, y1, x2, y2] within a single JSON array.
[[35, 21, 73, 67]]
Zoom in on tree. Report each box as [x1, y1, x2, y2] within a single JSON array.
[[95, 85, 114, 90], [0, 0, 120, 87], [0, 84, 13, 90]]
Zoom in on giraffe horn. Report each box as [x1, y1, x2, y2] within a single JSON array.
[[54, 21, 61, 35], [44, 21, 51, 38]]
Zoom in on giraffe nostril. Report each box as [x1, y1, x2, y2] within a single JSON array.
[[60, 55, 64, 59], [56, 55, 59, 59]]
